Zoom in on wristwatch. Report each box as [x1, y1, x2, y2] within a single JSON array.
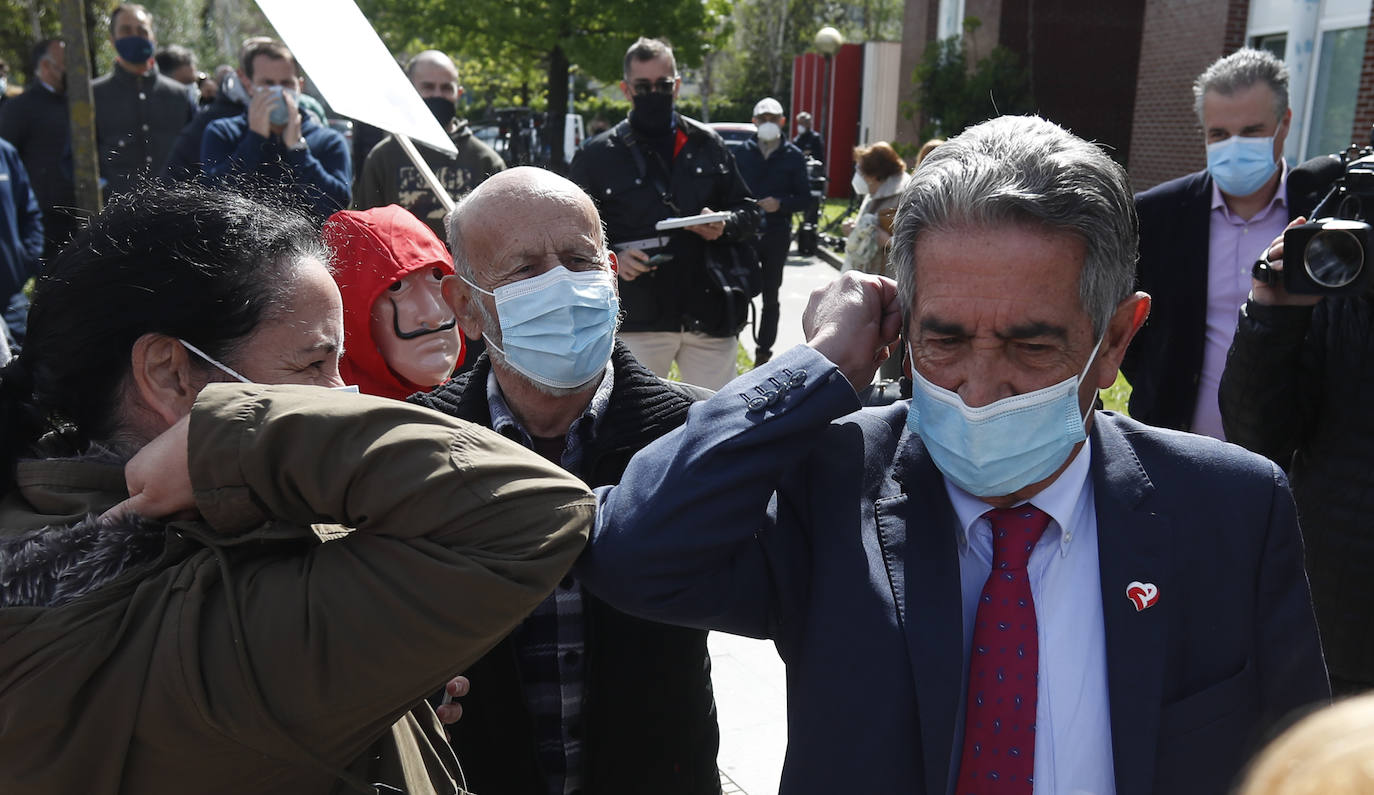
[[289, 137, 308, 153]]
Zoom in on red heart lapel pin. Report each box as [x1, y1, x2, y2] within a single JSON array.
[[1126, 581, 1159, 611]]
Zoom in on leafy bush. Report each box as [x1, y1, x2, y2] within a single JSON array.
[[903, 17, 1033, 141]]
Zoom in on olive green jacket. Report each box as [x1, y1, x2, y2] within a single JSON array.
[[0, 384, 595, 794]]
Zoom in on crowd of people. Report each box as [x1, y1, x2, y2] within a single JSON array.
[[0, 4, 1371, 793]]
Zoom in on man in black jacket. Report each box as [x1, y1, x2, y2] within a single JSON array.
[[90, 4, 195, 198], [734, 96, 810, 365], [1220, 226, 1374, 696], [161, 64, 249, 181], [0, 40, 74, 262], [570, 37, 757, 390], [411, 165, 722, 795]]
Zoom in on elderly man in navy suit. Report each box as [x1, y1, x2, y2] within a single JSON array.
[[580, 115, 1329, 795]]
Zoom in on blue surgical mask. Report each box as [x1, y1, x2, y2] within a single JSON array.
[[905, 336, 1103, 497], [114, 36, 155, 64], [462, 265, 619, 390], [1206, 135, 1277, 197]]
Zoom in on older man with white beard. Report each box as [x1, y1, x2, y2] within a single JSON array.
[[408, 166, 724, 795]]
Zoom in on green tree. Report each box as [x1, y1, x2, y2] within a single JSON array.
[[358, 0, 723, 169], [716, 0, 902, 120], [904, 17, 1032, 141], [0, 1, 105, 88]]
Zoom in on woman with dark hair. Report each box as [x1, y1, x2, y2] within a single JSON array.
[[0, 183, 593, 794]]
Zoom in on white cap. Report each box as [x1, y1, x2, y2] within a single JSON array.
[[753, 97, 784, 117]]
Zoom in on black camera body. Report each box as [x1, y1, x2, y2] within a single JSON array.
[[1275, 149, 1374, 296]]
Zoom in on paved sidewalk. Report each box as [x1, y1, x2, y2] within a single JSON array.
[[708, 249, 839, 795]]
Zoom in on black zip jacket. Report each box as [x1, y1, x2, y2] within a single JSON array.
[[570, 114, 757, 336], [409, 343, 722, 795]]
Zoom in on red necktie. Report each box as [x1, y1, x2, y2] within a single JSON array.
[[956, 505, 1052, 794]]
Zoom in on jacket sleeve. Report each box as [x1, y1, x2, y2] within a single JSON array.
[[1255, 459, 1331, 722], [170, 384, 594, 765], [7, 151, 43, 269], [0, 102, 25, 152], [578, 345, 859, 639], [1219, 300, 1322, 465], [778, 149, 812, 213], [283, 129, 351, 218], [569, 145, 599, 200], [160, 116, 203, 180], [356, 141, 385, 209], [200, 120, 263, 182], [718, 146, 761, 243]]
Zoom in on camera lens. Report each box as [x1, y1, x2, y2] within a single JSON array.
[[1304, 230, 1365, 288]]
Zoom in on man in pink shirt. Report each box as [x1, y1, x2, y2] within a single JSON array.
[[1123, 48, 1332, 438]]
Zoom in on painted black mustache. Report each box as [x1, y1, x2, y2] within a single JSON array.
[[392, 305, 458, 340]]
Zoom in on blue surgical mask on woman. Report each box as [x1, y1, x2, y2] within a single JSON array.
[[461, 265, 619, 390], [1206, 134, 1277, 197], [905, 335, 1103, 497]]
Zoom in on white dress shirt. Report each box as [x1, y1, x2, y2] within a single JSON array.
[[945, 441, 1116, 795]]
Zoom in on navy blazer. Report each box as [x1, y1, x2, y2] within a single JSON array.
[[1124, 160, 1338, 431], [582, 346, 1329, 795]]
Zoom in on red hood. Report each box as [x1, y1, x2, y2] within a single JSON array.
[[323, 205, 463, 399]]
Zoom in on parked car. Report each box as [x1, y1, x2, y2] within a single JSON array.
[[708, 121, 757, 150]]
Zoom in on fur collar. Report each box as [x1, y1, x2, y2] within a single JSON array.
[[0, 512, 166, 608]]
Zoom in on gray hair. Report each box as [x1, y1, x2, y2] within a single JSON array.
[[889, 115, 1137, 337], [445, 191, 478, 281], [1193, 48, 1289, 124]]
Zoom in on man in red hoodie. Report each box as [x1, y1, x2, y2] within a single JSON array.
[[324, 204, 465, 399]]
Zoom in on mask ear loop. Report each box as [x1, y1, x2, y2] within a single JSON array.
[[179, 338, 253, 384], [1073, 333, 1107, 424], [455, 275, 511, 358]]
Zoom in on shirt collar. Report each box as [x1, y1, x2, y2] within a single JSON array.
[[486, 358, 615, 446], [944, 438, 1093, 559], [1210, 158, 1289, 220], [111, 61, 158, 84]]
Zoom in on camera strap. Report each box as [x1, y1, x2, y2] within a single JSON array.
[[615, 121, 683, 215]]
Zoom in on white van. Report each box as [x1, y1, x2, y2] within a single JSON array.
[[564, 114, 585, 164]]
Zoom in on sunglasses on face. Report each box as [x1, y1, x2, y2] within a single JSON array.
[[630, 77, 676, 96]]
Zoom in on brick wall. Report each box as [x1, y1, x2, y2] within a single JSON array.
[[1350, 7, 1374, 145], [1223, 0, 1249, 52], [998, 0, 1145, 166], [894, 0, 936, 149], [1127, 1, 1244, 191]]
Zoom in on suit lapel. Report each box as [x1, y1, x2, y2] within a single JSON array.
[[1091, 416, 1170, 795], [877, 432, 963, 795]]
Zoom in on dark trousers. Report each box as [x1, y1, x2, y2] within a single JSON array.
[[753, 216, 792, 354]]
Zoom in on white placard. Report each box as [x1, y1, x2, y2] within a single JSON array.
[[253, 0, 456, 154]]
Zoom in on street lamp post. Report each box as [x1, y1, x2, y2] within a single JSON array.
[[814, 26, 844, 190]]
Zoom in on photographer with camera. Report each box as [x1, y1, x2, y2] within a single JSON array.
[[1220, 153, 1374, 695]]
